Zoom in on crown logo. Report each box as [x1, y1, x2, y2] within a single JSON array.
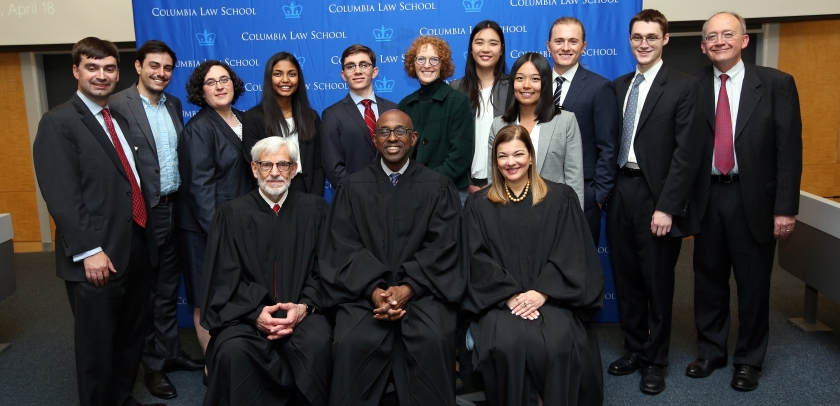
[[463, 0, 483, 12], [294, 53, 306, 66], [463, 51, 468, 60], [196, 30, 216, 46], [373, 25, 394, 42], [283, 1, 303, 18], [375, 76, 395, 93]]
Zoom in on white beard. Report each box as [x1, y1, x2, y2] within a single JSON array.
[[258, 176, 289, 199]]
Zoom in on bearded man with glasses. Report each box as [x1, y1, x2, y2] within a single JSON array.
[[199, 136, 333, 406], [322, 44, 399, 186]]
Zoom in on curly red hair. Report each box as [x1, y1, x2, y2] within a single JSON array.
[[403, 36, 455, 80]]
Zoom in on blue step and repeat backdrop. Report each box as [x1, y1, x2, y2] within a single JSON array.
[[131, 0, 641, 325]]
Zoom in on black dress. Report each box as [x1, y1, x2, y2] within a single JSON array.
[[464, 180, 604, 406]]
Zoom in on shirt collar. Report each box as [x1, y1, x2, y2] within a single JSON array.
[[635, 59, 664, 83], [349, 90, 375, 106], [138, 89, 167, 107], [380, 158, 409, 177], [713, 59, 745, 80], [76, 90, 107, 116], [258, 187, 289, 210], [553, 62, 579, 83]]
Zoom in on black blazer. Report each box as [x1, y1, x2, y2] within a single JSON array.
[[613, 66, 706, 237], [177, 107, 253, 235], [449, 75, 510, 118], [320, 94, 398, 185], [109, 85, 184, 207], [242, 107, 325, 196], [33, 94, 158, 282], [693, 63, 802, 243], [562, 67, 620, 208]]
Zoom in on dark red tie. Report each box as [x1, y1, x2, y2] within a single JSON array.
[[361, 99, 377, 147], [273, 204, 280, 213], [102, 108, 147, 228], [714, 74, 735, 175]]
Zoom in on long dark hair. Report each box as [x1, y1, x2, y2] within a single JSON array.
[[460, 21, 507, 116], [258, 52, 316, 143], [501, 52, 561, 124]]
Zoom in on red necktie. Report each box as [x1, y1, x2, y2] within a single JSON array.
[[102, 108, 147, 228], [714, 74, 735, 175], [273, 204, 280, 213], [361, 99, 377, 147]]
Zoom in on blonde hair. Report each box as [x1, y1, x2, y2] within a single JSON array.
[[487, 125, 548, 206]]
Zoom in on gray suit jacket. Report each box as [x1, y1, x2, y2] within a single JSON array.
[[110, 85, 184, 208], [489, 112, 584, 209]]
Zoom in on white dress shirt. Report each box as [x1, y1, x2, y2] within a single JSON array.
[[622, 59, 664, 164], [284, 117, 304, 176], [259, 187, 289, 210], [711, 59, 744, 175], [471, 87, 494, 180], [552, 63, 579, 106]]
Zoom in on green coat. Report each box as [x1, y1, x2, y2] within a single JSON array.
[[399, 81, 474, 189]]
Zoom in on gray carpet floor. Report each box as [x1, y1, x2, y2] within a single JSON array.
[[2, 241, 840, 405]]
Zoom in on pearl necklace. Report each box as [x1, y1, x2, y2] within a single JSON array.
[[504, 179, 530, 203]]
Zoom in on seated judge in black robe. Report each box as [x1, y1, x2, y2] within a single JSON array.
[[319, 110, 466, 406], [200, 136, 332, 406], [464, 124, 604, 406]]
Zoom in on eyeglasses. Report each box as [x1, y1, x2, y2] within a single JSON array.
[[204, 76, 231, 87], [414, 56, 441, 66], [374, 127, 414, 139], [256, 160, 293, 173], [343, 62, 373, 72], [703, 31, 741, 43], [630, 36, 661, 45]]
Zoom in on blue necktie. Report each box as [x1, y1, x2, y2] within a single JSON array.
[[617, 74, 646, 167], [553, 76, 566, 108], [389, 173, 400, 186]]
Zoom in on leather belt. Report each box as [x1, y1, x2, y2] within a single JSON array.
[[620, 166, 644, 177], [159, 192, 179, 203], [711, 174, 739, 183]]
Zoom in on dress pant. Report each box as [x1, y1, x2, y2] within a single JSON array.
[[180, 228, 207, 306], [141, 198, 184, 372], [693, 179, 775, 368], [583, 194, 602, 247], [607, 172, 682, 367], [65, 223, 151, 406]]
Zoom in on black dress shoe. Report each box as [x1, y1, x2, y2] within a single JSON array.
[[144, 370, 177, 399], [639, 365, 665, 394], [731, 365, 761, 391], [686, 358, 726, 378], [163, 351, 205, 372], [608, 352, 642, 376], [136, 403, 167, 406]]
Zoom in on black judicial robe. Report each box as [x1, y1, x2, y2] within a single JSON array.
[[200, 189, 332, 406], [464, 181, 604, 406], [319, 159, 467, 406]]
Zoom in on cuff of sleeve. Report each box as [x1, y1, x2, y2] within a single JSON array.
[[366, 280, 388, 306], [245, 305, 265, 326], [399, 278, 426, 299], [73, 247, 103, 262]]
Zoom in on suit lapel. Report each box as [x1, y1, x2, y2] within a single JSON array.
[[165, 95, 184, 133], [616, 74, 632, 129], [535, 119, 555, 173], [562, 68, 586, 110], [636, 67, 666, 135], [734, 65, 761, 140], [125, 87, 159, 163], [346, 94, 376, 150], [72, 96, 130, 182], [698, 66, 716, 130]]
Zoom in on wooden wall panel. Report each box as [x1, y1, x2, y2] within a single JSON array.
[[0, 52, 41, 251], [779, 20, 840, 200]]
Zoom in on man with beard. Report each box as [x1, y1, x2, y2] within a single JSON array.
[[110, 40, 204, 400], [319, 109, 466, 405], [199, 136, 333, 406]]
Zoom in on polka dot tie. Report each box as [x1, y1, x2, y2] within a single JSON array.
[[714, 74, 735, 175], [617, 74, 645, 167]]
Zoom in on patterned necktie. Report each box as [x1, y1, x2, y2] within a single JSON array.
[[714, 74, 735, 175], [273, 204, 280, 214], [553, 76, 566, 107], [101, 108, 147, 228], [617, 74, 646, 167], [361, 99, 377, 147], [389, 173, 400, 187]]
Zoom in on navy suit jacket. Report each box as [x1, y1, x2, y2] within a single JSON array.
[[109, 85, 184, 207], [321, 93, 398, 185], [561, 67, 620, 208], [693, 63, 802, 243]]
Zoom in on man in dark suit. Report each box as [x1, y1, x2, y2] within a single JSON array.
[[606, 10, 705, 394], [321, 44, 398, 186], [687, 11, 802, 392], [110, 40, 203, 400], [546, 16, 619, 244], [32, 37, 163, 406]]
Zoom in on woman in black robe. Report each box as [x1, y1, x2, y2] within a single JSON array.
[[464, 124, 604, 406]]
